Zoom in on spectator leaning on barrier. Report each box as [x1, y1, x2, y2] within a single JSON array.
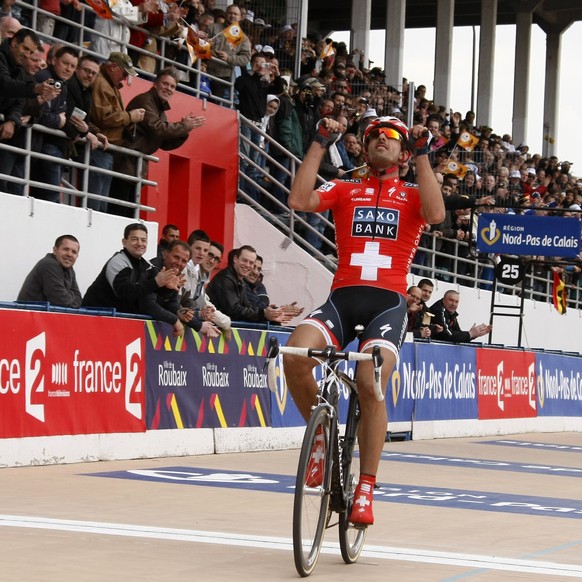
[[429, 289, 492, 343], [0, 42, 48, 195], [0, 28, 60, 151], [30, 45, 80, 203], [206, 244, 291, 324], [17, 234, 82, 308], [65, 54, 109, 156], [182, 237, 232, 340], [150, 239, 221, 338], [82, 223, 185, 335]]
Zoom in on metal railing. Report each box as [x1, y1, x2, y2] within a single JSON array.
[[0, 120, 158, 216]]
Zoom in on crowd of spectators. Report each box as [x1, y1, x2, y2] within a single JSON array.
[[18, 223, 304, 334]]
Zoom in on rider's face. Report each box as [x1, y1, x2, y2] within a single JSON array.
[[366, 131, 403, 168]]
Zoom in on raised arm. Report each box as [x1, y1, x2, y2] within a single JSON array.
[[408, 125, 446, 225], [288, 118, 341, 212]]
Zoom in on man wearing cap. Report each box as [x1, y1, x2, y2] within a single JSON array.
[[206, 4, 251, 100], [88, 52, 145, 212]]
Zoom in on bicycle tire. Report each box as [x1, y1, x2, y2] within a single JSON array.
[[338, 391, 367, 564], [293, 405, 332, 577]]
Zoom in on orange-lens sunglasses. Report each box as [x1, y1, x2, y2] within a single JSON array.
[[368, 127, 401, 141]]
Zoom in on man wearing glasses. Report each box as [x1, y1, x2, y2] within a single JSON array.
[[66, 54, 109, 158], [284, 116, 444, 526]]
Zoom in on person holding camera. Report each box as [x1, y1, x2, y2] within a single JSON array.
[[30, 45, 80, 203], [235, 51, 278, 183]]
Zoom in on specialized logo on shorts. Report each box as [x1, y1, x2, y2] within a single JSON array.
[[317, 181, 336, 192], [352, 206, 399, 239]]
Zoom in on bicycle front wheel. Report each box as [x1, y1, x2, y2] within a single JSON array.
[[293, 405, 332, 577], [339, 392, 367, 564]]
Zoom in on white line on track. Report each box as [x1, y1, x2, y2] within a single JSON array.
[[1, 514, 582, 578]]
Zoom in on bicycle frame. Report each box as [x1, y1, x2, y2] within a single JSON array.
[[265, 337, 384, 576]]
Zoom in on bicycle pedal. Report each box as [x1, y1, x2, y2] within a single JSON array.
[[350, 522, 368, 530]]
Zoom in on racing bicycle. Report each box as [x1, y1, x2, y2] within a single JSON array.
[[266, 330, 384, 577]]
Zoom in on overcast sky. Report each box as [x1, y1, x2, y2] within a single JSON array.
[[335, 21, 581, 176]]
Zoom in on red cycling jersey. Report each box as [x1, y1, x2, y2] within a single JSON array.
[[315, 172, 425, 296]]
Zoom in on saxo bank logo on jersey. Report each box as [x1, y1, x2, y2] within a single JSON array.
[[1, 332, 143, 422], [352, 206, 399, 239]]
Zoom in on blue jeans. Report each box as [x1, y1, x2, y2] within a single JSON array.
[[302, 210, 329, 251], [240, 123, 262, 175], [31, 142, 65, 202], [0, 149, 24, 195], [268, 156, 291, 212], [88, 149, 114, 212]]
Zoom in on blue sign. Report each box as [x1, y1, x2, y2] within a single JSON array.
[[536, 353, 582, 416], [392, 343, 478, 421], [476, 213, 581, 257]]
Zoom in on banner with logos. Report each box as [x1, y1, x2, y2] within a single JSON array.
[[412, 343, 478, 420], [3, 309, 582, 443], [476, 213, 581, 258], [0, 311, 145, 438], [385, 342, 415, 423], [535, 352, 582, 416], [476, 348, 537, 420], [144, 322, 272, 429]]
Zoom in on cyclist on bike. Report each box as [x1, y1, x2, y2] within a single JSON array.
[[284, 116, 445, 525]]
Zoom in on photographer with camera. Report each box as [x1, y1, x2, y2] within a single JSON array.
[[30, 45, 80, 203], [235, 51, 279, 185]]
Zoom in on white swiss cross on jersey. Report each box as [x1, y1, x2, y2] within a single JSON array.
[[349, 241, 392, 281]]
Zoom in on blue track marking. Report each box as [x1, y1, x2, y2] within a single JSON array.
[[86, 466, 582, 520], [479, 439, 582, 453], [380, 450, 582, 477]]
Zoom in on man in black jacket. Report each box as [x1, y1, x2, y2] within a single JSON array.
[[0, 28, 59, 192], [31, 45, 81, 202], [235, 51, 276, 177], [430, 289, 491, 343], [66, 54, 109, 152], [82, 223, 186, 337], [150, 240, 220, 338], [206, 244, 289, 324]]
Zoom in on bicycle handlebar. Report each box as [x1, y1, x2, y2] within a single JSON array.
[[265, 339, 385, 402]]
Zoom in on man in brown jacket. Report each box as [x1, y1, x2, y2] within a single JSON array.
[[88, 51, 145, 212], [110, 65, 205, 217]]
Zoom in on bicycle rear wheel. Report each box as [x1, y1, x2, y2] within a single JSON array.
[[293, 405, 332, 577], [339, 392, 367, 564]]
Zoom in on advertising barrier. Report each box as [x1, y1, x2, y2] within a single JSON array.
[[0, 311, 145, 438], [536, 352, 582, 416], [145, 322, 272, 429], [2, 309, 582, 450]]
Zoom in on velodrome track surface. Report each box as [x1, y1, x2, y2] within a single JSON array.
[[2, 432, 582, 581]]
